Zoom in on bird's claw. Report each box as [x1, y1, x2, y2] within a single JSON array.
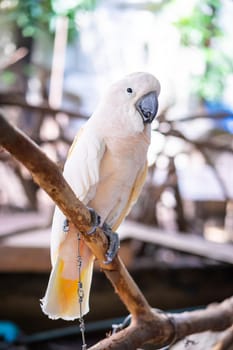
[[102, 222, 120, 264], [63, 218, 69, 232], [87, 207, 101, 234], [65, 207, 119, 264], [62, 208, 101, 235]]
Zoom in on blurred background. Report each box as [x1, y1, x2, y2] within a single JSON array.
[[0, 0, 233, 349]]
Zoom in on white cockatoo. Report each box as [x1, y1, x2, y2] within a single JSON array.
[[41, 72, 160, 320]]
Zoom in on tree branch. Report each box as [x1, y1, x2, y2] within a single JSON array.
[[0, 112, 232, 350], [0, 92, 87, 120], [0, 47, 28, 71], [162, 128, 233, 154], [90, 298, 233, 350], [212, 325, 233, 350], [171, 111, 233, 123]]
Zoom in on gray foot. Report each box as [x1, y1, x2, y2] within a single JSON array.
[[102, 222, 120, 264], [65, 207, 119, 264], [62, 208, 101, 235], [63, 218, 69, 232], [87, 207, 101, 234]]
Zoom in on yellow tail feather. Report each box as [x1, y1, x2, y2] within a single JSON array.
[[41, 255, 94, 320]]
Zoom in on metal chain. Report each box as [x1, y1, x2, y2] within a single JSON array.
[[63, 220, 87, 349], [77, 232, 87, 350]]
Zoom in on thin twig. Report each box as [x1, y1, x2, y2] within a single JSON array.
[[0, 93, 87, 120], [0, 47, 28, 71], [161, 128, 233, 154], [171, 111, 233, 123]]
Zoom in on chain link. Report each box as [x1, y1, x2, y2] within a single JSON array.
[[64, 220, 87, 349], [77, 232, 87, 350]]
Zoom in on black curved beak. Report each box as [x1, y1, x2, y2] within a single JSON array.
[[136, 91, 158, 124]]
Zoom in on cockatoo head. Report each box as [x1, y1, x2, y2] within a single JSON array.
[[93, 72, 160, 136]]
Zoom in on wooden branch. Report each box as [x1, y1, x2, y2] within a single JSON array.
[[172, 111, 233, 123], [172, 298, 233, 340], [90, 297, 233, 350], [119, 221, 233, 264], [0, 47, 28, 71], [0, 112, 233, 349], [161, 128, 233, 154], [0, 92, 87, 120], [212, 325, 233, 350]]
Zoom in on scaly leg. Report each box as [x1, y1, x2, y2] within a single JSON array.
[[62, 208, 119, 264], [101, 222, 120, 264], [87, 208, 120, 263]]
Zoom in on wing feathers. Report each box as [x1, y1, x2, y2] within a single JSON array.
[[64, 126, 105, 203], [50, 126, 105, 266]]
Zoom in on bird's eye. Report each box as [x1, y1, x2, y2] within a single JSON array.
[[126, 87, 133, 94]]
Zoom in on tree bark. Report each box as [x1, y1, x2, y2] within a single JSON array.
[[0, 112, 232, 350], [0, 92, 87, 120], [211, 325, 233, 350]]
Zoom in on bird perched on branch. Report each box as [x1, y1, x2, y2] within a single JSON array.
[[41, 72, 160, 320]]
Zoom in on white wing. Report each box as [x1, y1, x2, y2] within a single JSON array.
[[50, 124, 105, 266]]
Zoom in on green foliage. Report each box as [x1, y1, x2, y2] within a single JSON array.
[[1, 0, 97, 41], [0, 70, 17, 86], [175, 0, 233, 101], [176, 0, 222, 47], [192, 48, 233, 101]]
